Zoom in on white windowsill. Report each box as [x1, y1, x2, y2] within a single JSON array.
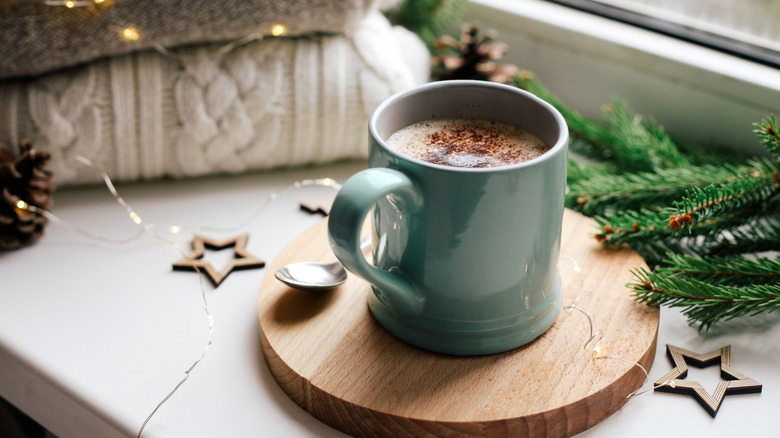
[[466, 0, 780, 155]]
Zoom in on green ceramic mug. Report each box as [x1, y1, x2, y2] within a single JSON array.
[[328, 80, 568, 355]]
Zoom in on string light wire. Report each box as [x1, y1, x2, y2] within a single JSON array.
[[19, 0, 673, 427], [18, 153, 664, 429], [202, 177, 340, 233], [149, 33, 263, 62], [41, 0, 294, 65], [17, 155, 340, 437], [559, 256, 662, 400], [72, 156, 215, 437], [136, 270, 213, 438]]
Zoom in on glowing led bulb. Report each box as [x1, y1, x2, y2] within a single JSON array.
[[120, 26, 141, 42], [270, 24, 288, 37], [94, 0, 104, 3], [169, 225, 181, 234], [15, 200, 28, 211], [65, 0, 75, 7], [129, 211, 142, 224]]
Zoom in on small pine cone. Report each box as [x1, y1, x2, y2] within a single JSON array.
[[0, 140, 54, 249], [432, 23, 518, 83]]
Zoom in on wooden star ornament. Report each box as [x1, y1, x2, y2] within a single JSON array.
[[172, 234, 265, 287], [300, 193, 336, 216], [654, 344, 762, 417]]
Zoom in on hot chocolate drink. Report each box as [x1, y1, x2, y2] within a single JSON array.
[[386, 118, 550, 168]]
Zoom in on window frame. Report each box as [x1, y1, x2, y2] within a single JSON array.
[[544, 0, 780, 68], [466, 0, 780, 155]]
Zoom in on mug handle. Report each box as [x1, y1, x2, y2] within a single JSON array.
[[328, 168, 426, 317]]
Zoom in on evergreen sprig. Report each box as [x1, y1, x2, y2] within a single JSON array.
[[568, 162, 750, 216], [709, 215, 780, 256], [601, 100, 692, 171], [754, 114, 780, 160], [424, 23, 779, 329], [671, 158, 780, 231], [655, 253, 780, 286], [514, 72, 710, 172], [514, 72, 614, 149], [512, 72, 780, 329], [385, 0, 468, 49], [631, 268, 780, 330]]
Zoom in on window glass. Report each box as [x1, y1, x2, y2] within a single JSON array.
[[545, 0, 780, 67]]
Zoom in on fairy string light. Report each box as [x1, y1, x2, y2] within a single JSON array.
[[559, 255, 665, 400], [16, 156, 342, 438], [44, 0, 103, 7], [42, 0, 291, 60], [14, 154, 668, 431], [69, 156, 215, 438], [202, 178, 340, 233]]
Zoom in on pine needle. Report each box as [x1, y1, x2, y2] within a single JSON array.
[[709, 214, 780, 256], [754, 114, 780, 161], [569, 162, 751, 215], [385, 0, 468, 49], [513, 73, 614, 149], [671, 158, 780, 231], [657, 253, 780, 286], [631, 269, 780, 330], [601, 100, 691, 171]]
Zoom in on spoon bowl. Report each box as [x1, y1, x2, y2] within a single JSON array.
[[275, 237, 369, 290], [275, 261, 348, 290]]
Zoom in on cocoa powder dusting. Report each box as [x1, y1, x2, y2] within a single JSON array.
[[386, 119, 550, 168]]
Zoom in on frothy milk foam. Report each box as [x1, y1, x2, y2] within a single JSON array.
[[385, 118, 550, 168]]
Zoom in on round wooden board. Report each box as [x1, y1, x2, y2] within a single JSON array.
[[258, 209, 659, 438]]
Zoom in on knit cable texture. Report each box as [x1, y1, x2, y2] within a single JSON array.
[[0, 12, 430, 185]]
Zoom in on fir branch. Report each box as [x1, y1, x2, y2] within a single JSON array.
[[385, 0, 468, 49], [516, 73, 694, 173], [754, 114, 780, 161], [446, 37, 780, 329], [631, 268, 780, 330], [708, 214, 780, 256], [568, 162, 751, 216], [512, 73, 614, 149], [670, 158, 780, 231], [592, 206, 728, 246], [656, 253, 780, 286], [630, 235, 712, 267], [568, 137, 616, 164], [567, 157, 609, 183], [593, 158, 779, 248], [601, 100, 691, 171]]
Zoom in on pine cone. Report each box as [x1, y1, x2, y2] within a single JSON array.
[[432, 23, 518, 83], [0, 140, 54, 249]]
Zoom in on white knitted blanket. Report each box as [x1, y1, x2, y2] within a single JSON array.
[[0, 12, 429, 185]]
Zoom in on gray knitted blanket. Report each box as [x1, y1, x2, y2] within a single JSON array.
[[0, 0, 383, 79]]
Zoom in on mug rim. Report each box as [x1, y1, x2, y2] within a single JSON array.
[[368, 80, 569, 173]]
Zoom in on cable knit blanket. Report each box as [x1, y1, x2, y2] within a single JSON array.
[[0, 0, 389, 80], [0, 12, 429, 185]]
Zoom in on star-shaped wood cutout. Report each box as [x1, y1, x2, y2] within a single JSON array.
[[654, 344, 762, 417], [172, 234, 265, 287], [300, 193, 336, 216]]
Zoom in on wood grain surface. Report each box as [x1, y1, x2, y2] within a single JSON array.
[[258, 209, 659, 437]]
